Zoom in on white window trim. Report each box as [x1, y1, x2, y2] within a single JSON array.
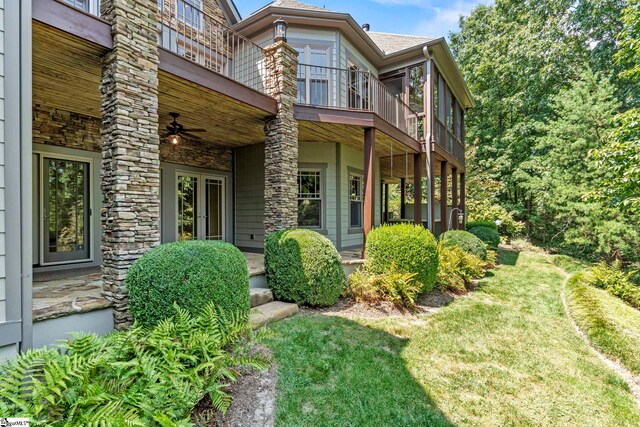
[[297, 168, 324, 230], [35, 151, 95, 266], [348, 172, 364, 230], [294, 44, 332, 106]]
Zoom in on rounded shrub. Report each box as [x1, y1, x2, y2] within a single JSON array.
[[468, 226, 501, 249], [365, 223, 439, 292], [265, 229, 345, 307], [127, 240, 250, 327], [440, 230, 487, 260], [466, 220, 498, 231]]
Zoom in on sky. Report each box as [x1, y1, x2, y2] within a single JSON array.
[[234, 0, 493, 38]]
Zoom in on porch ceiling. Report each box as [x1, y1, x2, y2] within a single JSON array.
[[380, 152, 465, 183], [157, 71, 269, 147], [298, 120, 419, 161], [33, 21, 105, 118]]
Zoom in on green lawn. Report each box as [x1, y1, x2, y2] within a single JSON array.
[[266, 249, 640, 426], [565, 272, 640, 376]]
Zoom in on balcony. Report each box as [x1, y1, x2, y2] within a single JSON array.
[[158, 0, 267, 94], [435, 118, 465, 165], [297, 64, 421, 140]]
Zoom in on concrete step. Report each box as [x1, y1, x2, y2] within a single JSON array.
[[250, 301, 299, 327], [250, 287, 273, 308]]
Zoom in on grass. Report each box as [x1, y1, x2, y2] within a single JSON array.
[[552, 254, 589, 274], [565, 272, 640, 376], [266, 249, 640, 426]]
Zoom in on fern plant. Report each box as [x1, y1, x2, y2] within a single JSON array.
[[0, 304, 267, 426]]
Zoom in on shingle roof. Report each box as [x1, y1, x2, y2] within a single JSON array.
[[367, 32, 436, 55], [267, 0, 333, 13]]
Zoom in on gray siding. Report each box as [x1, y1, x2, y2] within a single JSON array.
[[235, 144, 266, 250]]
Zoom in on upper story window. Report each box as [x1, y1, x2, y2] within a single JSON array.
[[63, 0, 100, 15], [409, 64, 424, 114], [295, 45, 330, 106], [177, 0, 203, 30], [348, 59, 370, 110], [298, 169, 323, 228]]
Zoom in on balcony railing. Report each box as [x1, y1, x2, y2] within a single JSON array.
[[297, 64, 420, 140], [61, 0, 100, 15], [435, 118, 465, 165], [158, 0, 267, 93]]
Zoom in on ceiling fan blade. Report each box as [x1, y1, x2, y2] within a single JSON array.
[[166, 125, 176, 132], [182, 132, 203, 140], [182, 128, 207, 133]]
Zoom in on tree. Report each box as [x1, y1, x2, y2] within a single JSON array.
[[591, 0, 640, 213]]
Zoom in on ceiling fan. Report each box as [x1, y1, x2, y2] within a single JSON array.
[[165, 112, 206, 145]]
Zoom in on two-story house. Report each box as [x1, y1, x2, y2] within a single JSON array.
[[0, 0, 472, 358]]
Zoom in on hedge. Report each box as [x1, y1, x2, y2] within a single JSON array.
[[265, 229, 345, 307], [440, 230, 487, 260], [468, 226, 501, 249], [365, 223, 439, 292], [466, 220, 498, 231], [127, 240, 250, 326]]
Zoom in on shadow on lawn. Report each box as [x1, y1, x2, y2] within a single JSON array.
[[498, 247, 521, 266], [267, 315, 455, 427]]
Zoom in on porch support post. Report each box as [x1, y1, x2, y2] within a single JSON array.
[[413, 153, 422, 225], [100, 0, 161, 329], [363, 127, 376, 255], [460, 172, 466, 229], [400, 177, 406, 219], [440, 160, 448, 234], [384, 183, 389, 223], [263, 40, 299, 234], [451, 167, 458, 230]]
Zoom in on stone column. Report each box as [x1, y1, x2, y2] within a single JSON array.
[[100, 0, 160, 329], [263, 41, 299, 234]]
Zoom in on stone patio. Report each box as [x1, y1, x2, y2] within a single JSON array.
[[32, 249, 363, 322]]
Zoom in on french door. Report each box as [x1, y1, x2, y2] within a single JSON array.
[[42, 157, 91, 264], [176, 173, 225, 241]]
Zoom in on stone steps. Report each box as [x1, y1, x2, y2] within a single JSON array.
[[250, 287, 274, 308], [249, 292, 299, 327]]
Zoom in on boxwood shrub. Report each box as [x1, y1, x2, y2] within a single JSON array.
[[468, 226, 501, 249], [365, 223, 439, 292], [265, 229, 345, 307], [466, 220, 498, 231], [440, 230, 487, 260], [127, 240, 250, 326]]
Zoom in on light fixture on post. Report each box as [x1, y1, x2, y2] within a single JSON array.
[[167, 134, 182, 146], [448, 207, 465, 231], [273, 18, 288, 43]]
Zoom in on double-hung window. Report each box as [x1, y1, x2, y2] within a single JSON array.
[[177, 0, 203, 30], [349, 173, 364, 229], [298, 170, 322, 228], [295, 45, 330, 106]]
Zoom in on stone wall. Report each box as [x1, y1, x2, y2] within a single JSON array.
[[160, 138, 232, 171], [100, 0, 161, 330], [33, 104, 232, 171], [263, 41, 299, 234], [33, 105, 101, 152]]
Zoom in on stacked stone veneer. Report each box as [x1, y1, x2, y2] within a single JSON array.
[[33, 104, 232, 171], [100, 0, 161, 329], [263, 41, 299, 233]]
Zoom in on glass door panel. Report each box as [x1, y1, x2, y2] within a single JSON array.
[[43, 158, 90, 263], [177, 175, 198, 240], [204, 178, 224, 240], [177, 173, 225, 241]]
